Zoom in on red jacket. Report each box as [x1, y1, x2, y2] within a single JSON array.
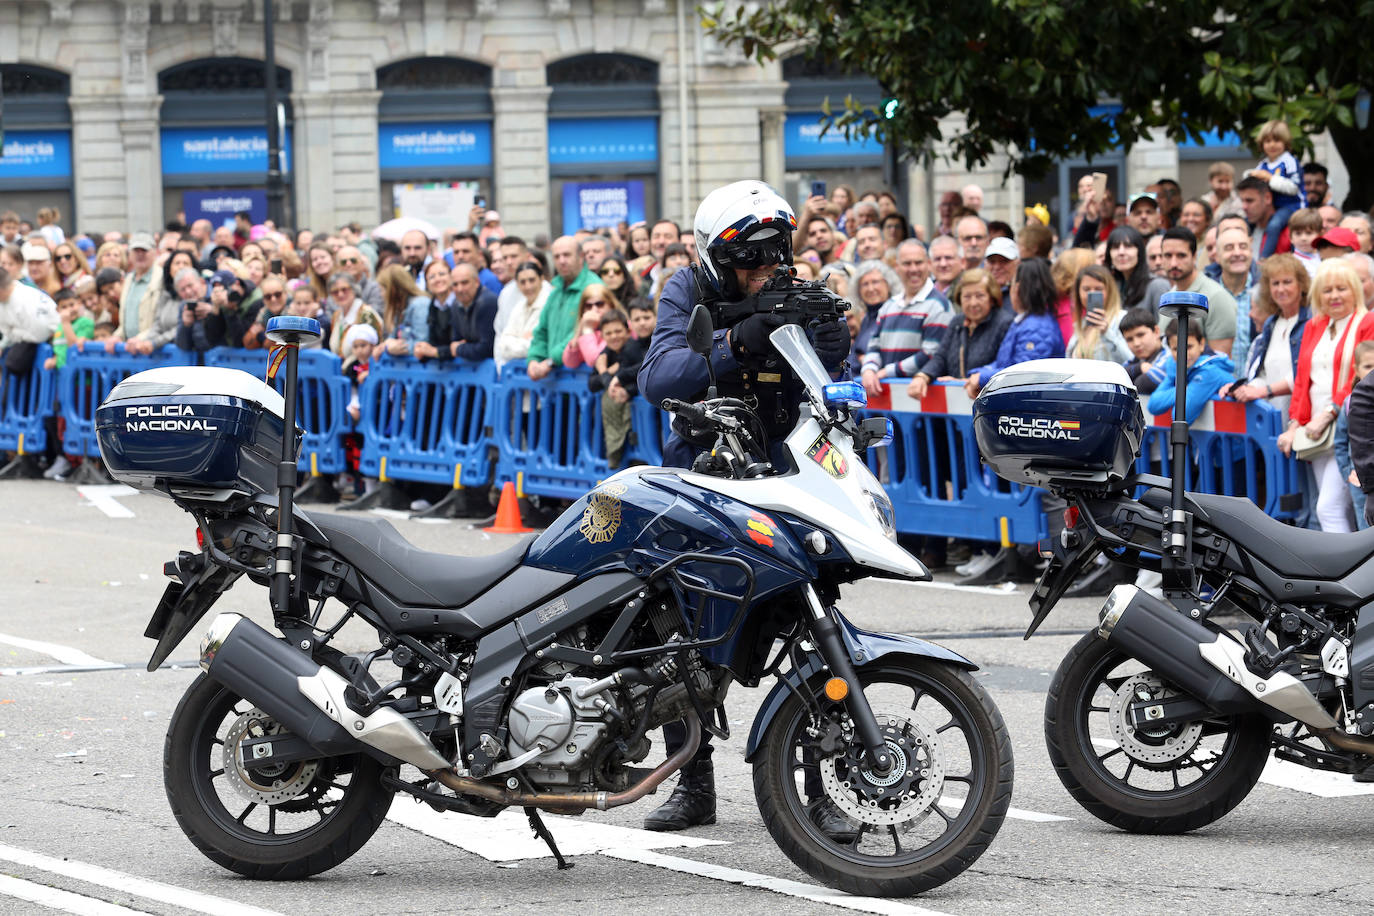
[[1290, 310, 1374, 424]]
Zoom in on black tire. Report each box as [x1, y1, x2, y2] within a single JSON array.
[[164, 672, 394, 879], [1045, 632, 1271, 834], [753, 661, 1013, 897]]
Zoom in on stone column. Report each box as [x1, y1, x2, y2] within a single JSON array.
[[292, 90, 381, 231], [1126, 134, 1179, 198], [69, 95, 162, 231], [491, 85, 552, 240], [759, 107, 786, 192]]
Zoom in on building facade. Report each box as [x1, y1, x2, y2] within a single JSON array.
[[0, 0, 1351, 239]]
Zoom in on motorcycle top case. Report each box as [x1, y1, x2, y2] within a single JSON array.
[[972, 358, 1143, 489], [96, 366, 296, 503]]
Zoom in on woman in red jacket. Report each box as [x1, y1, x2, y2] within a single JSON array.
[[1278, 258, 1374, 531]]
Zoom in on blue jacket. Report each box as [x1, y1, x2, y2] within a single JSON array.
[[449, 286, 498, 362], [1147, 350, 1236, 424], [968, 311, 1064, 381], [1243, 306, 1311, 383]]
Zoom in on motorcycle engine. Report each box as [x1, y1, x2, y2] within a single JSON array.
[[506, 676, 617, 785]]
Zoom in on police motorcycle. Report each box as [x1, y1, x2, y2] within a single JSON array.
[[975, 290, 1374, 833], [96, 306, 1012, 897]]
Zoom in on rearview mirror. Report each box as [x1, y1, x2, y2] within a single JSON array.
[[686, 304, 713, 356]]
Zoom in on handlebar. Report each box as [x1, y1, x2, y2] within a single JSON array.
[[661, 398, 710, 427]]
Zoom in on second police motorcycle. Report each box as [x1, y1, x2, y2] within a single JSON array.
[[96, 267, 1012, 895], [975, 290, 1374, 833]]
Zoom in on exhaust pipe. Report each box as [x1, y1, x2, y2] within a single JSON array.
[[1098, 585, 1339, 730], [200, 613, 449, 770], [430, 716, 702, 813]]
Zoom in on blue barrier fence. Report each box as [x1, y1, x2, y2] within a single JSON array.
[[357, 356, 496, 489], [0, 343, 57, 456], [0, 351, 1306, 543], [203, 347, 353, 476]]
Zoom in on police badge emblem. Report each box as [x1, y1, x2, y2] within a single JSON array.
[[579, 483, 627, 543]]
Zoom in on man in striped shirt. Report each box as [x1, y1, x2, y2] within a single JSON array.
[[859, 240, 953, 395]]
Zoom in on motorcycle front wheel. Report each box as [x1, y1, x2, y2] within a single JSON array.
[[164, 672, 394, 879], [754, 660, 1013, 897], [1044, 632, 1271, 834]]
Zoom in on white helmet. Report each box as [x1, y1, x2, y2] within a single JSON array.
[[693, 180, 796, 299]]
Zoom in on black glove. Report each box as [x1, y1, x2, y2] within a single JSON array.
[[732, 311, 785, 358], [810, 318, 851, 368]]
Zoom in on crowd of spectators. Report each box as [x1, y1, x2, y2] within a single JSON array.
[[1, 115, 1371, 558]]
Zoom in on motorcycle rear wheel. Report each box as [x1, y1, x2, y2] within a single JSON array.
[[164, 672, 393, 879], [754, 660, 1013, 897], [1045, 632, 1271, 834]]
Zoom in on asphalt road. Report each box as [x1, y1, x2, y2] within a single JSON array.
[[1, 478, 1371, 916]]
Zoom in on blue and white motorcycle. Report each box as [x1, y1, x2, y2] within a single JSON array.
[[96, 311, 1011, 897]]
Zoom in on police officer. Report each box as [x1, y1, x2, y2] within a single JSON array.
[[637, 180, 853, 837]]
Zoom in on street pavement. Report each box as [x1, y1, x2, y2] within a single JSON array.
[[1, 478, 1372, 915]]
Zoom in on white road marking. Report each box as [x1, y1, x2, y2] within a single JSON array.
[[937, 795, 1072, 822], [601, 848, 955, 916], [75, 484, 138, 519], [386, 804, 725, 861], [1257, 755, 1374, 797], [889, 579, 1021, 597], [0, 843, 288, 916], [391, 806, 957, 913], [0, 632, 118, 669], [1091, 738, 1374, 798], [0, 873, 144, 915]]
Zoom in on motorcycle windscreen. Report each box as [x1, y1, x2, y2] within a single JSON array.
[[769, 324, 833, 395]]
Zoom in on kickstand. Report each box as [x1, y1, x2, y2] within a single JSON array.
[[524, 806, 573, 870]]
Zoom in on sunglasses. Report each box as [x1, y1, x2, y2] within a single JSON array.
[[585, 300, 608, 308], [56, 253, 75, 262], [263, 291, 286, 301], [338, 257, 360, 265], [599, 268, 623, 276]]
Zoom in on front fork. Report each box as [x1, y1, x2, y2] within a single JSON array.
[[803, 585, 896, 775]]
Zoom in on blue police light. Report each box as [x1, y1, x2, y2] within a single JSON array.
[[266, 315, 323, 345], [872, 416, 894, 447], [823, 380, 867, 408], [1158, 290, 1209, 321]]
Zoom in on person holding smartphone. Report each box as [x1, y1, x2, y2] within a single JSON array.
[[1066, 264, 1131, 362]]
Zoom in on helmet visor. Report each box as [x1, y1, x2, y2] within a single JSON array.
[[711, 237, 791, 270]]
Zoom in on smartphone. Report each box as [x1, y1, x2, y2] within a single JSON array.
[[269, 257, 283, 275], [475, 194, 487, 209], [1086, 290, 1105, 313], [1091, 171, 1108, 200], [810, 180, 826, 200]]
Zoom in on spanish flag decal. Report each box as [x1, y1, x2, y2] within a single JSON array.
[[746, 511, 776, 548]]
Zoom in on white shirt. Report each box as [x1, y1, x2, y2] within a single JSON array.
[[1308, 313, 1349, 417], [0, 281, 59, 345], [1262, 312, 1298, 421]]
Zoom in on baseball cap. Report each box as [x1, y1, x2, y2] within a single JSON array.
[[95, 267, 123, 289], [128, 232, 155, 251], [1128, 192, 1159, 211], [21, 243, 50, 261], [482, 210, 501, 223], [1315, 227, 1360, 251], [985, 237, 1020, 261], [210, 269, 239, 287]]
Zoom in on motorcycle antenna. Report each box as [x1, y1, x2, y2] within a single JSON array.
[[1156, 291, 1209, 582], [264, 315, 322, 626]]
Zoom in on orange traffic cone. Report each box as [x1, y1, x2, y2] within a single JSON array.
[[484, 481, 535, 534]]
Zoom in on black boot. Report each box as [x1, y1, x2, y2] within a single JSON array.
[[643, 760, 716, 831]]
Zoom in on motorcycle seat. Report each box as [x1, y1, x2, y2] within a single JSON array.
[[310, 512, 532, 608], [1141, 488, 1374, 580]]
